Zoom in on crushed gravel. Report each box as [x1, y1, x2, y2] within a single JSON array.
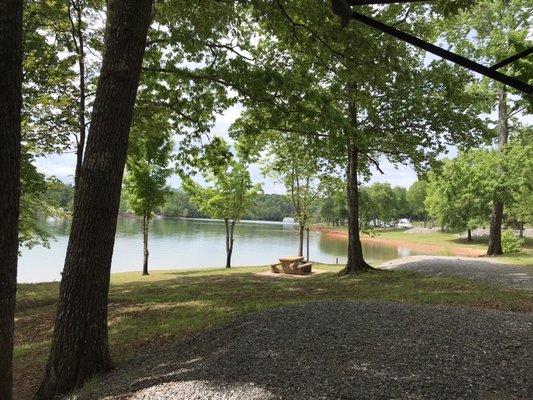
[[380, 256, 533, 290], [76, 301, 532, 400]]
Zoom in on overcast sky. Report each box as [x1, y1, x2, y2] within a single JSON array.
[[35, 100, 430, 194], [35, 94, 530, 195]]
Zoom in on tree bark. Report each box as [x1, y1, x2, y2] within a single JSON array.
[[142, 214, 149, 275], [487, 86, 508, 256], [340, 141, 372, 274], [467, 228, 472, 242], [225, 219, 235, 268], [0, 2, 23, 399], [297, 221, 305, 257], [35, 1, 153, 398], [487, 200, 503, 255]]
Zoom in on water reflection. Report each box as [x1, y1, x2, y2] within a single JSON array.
[[18, 217, 421, 283], [318, 235, 417, 266]]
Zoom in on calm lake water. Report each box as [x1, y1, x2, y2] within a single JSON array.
[[18, 217, 421, 283]]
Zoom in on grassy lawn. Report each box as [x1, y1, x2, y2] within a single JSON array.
[[14, 264, 533, 399]]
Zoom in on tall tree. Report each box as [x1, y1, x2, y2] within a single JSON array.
[[22, 0, 104, 171], [320, 176, 348, 226], [425, 146, 531, 243], [443, 0, 532, 254], [505, 129, 533, 237], [365, 183, 398, 226], [232, 1, 490, 274], [425, 152, 494, 240], [0, 2, 23, 399], [407, 180, 429, 226], [124, 106, 173, 275], [262, 134, 324, 256], [183, 150, 261, 269], [35, 1, 153, 398]]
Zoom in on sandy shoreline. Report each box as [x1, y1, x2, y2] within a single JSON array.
[[315, 228, 486, 257]]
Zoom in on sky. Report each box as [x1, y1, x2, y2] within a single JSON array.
[[35, 95, 532, 194], [39, 95, 533, 194], [34, 100, 428, 194]]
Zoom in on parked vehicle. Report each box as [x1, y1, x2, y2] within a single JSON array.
[[397, 218, 413, 229]]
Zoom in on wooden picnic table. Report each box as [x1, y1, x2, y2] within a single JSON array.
[[279, 256, 304, 269], [271, 256, 312, 275]]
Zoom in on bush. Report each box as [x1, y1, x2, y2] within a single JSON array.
[[502, 230, 525, 254]]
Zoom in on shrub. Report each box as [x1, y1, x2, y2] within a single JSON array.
[[502, 230, 525, 254]]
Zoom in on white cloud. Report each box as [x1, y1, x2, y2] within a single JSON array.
[[35, 153, 76, 183]]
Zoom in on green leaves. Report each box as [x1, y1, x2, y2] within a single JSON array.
[[19, 153, 64, 249], [181, 140, 262, 223], [123, 99, 174, 219], [441, 0, 532, 106], [425, 143, 532, 232]]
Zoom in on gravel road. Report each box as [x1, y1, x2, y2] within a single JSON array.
[[380, 256, 533, 290], [77, 301, 532, 400]]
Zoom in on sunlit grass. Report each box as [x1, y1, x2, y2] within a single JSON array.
[[13, 264, 533, 399]]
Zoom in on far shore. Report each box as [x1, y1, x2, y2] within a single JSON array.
[[315, 227, 486, 257]]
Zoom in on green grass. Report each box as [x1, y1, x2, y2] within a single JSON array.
[[14, 264, 533, 399]]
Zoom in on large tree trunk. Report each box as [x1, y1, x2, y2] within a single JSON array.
[[297, 221, 304, 257], [340, 141, 372, 275], [467, 228, 472, 242], [0, 2, 23, 399], [487, 86, 508, 256], [142, 214, 149, 275], [35, 1, 153, 398]]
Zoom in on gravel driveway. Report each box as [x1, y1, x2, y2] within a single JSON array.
[[77, 301, 532, 400], [380, 256, 533, 290]]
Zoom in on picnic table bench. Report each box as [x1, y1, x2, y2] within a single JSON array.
[[271, 256, 312, 275]]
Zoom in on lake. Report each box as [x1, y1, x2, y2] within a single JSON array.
[[18, 216, 421, 283]]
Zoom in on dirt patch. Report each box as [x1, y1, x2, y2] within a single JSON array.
[[316, 228, 485, 257], [254, 268, 329, 278]]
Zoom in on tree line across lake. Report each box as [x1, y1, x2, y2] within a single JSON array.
[[43, 180, 423, 225]]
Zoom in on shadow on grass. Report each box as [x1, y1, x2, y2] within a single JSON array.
[[14, 266, 533, 399]]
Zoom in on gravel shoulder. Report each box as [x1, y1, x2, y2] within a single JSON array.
[[380, 256, 533, 290], [76, 301, 532, 400]]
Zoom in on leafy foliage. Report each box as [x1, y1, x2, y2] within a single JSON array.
[[407, 180, 429, 223], [123, 116, 173, 220], [425, 151, 493, 232], [19, 154, 63, 249], [501, 230, 525, 254], [261, 133, 325, 228], [183, 159, 261, 224], [425, 145, 531, 233]]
